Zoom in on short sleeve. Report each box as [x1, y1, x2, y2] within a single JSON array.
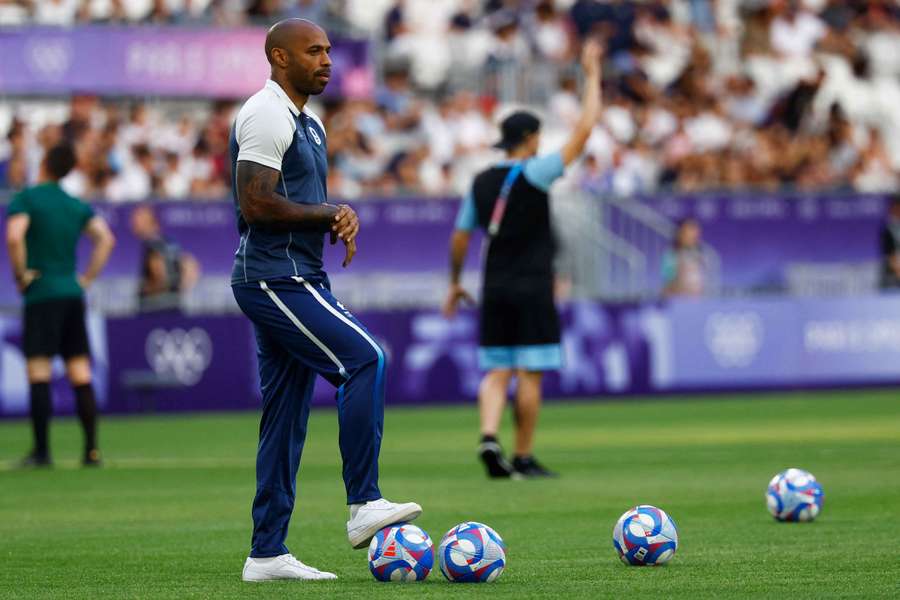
[[235, 101, 296, 171], [454, 192, 478, 232], [523, 151, 565, 193], [6, 190, 28, 216]]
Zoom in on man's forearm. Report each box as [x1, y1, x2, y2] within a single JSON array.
[[561, 72, 601, 165], [449, 230, 470, 285], [561, 41, 603, 165], [83, 238, 114, 283], [237, 160, 339, 232], [7, 238, 26, 280], [245, 192, 340, 232], [578, 70, 601, 130]]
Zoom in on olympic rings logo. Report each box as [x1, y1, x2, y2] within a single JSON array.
[[145, 327, 213, 386]]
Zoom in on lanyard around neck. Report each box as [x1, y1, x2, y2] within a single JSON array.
[[487, 163, 523, 237]]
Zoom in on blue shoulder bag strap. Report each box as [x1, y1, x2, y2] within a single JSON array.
[[487, 163, 523, 237]]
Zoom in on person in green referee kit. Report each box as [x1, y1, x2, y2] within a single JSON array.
[[5, 143, 115, 467]]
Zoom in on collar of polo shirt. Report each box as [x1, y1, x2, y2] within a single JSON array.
[[265, 79, 302, 117]]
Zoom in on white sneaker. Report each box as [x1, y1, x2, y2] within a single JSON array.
[[346, 498, 423, 549], [241, 554, 337, 581]]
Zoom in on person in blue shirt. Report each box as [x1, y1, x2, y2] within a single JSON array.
[[444, 40, 603, 479], [229, 19, 421, 583]]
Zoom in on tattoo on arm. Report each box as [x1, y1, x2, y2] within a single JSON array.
[[239, 161, 280, 202], [236, 160, 339, 232]]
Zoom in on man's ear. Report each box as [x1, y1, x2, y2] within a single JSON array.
[[270, 47, 289, 69]]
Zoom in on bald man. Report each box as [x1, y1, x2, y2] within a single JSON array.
[[230, 19, 421, 582]]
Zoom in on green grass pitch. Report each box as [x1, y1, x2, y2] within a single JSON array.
[[1, 390, 898, 599]]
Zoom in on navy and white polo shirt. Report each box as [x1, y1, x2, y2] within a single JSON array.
[[230, 79, 329, 285]]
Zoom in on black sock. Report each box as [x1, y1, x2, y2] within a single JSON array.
[[74, 383, 98, 453], [480, 434, 499, 445], [30, 382, 51, 458]]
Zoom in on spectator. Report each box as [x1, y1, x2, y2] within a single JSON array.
[[0, 0, 29, 25], [383, 0, 406, 42], [375, 63, 423, 134], [245, 0, 281, 23], [187, 138, 226, 198], [662, 218, 708, 297], [527, 0, 573, 62], [770, 0, 827, 59], [130, 204, 199, 312], [107, 144, 154, 202], [854, 129, 898, 193], [549, 73, 581, 128], [487, 10, 531, 66], [283, 0, 328, 22], [34, 0, 80, 25], [2, 154, 28, 190], [880, 195, 900, 290], [1, 0, 900, 199], [160, 152, 191, 199], [148, 0, 174, 23]]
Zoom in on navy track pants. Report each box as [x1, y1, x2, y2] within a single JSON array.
[[232, 276, 385, 557]]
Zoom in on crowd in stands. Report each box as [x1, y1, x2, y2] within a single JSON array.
[[0, 0, 335, 26], [2, 0, 900, 201]]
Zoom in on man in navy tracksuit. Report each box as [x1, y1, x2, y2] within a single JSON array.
[[230, 19, 421, 582]]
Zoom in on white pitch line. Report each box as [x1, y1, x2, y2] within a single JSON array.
[[0, 457, 255, 472]]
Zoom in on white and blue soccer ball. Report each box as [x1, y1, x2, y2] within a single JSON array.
[[438, 521, 506, 583], [612, 505, 679, 566], [766, 468, 824, 522], [368, 523, 434, 582]]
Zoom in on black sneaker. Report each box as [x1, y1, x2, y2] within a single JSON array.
[[83, 448, 102, 467], [478, 441, 516, 479], [512, 455, 558, 478], [18, 451, 52, 469]]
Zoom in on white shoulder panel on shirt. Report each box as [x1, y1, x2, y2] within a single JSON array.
[[235, 87, 298, 171]]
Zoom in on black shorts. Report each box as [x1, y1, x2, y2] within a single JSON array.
[[478, 282, 562, 370], [23, 297, 90, 359]]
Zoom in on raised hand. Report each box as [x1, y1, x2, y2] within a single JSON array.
[[581, 38, 603, 79]]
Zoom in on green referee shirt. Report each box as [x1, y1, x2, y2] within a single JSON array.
[[6, 182, 95, 305]]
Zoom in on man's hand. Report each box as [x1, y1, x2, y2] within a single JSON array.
[[891, 255, 900, 277], [561, 37, 604, 166], [77, 274, 94, 290], [443, 283, 475, 318], [581, 37, 603, 79], [342, 238, 357, 268], [15, 269, 40, 293], [331, 204, 359, 245]]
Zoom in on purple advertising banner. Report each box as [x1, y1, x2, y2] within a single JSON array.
[[626, 193, 888, 292], [0, 199, 466, 309], [665, 296, 900, 386], [3, 296, 900, 418], [0, 27, 372, 98], [0, 195, 890, 309], [104, 313, 259, 414]]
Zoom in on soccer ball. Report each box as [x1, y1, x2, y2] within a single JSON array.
[[766, 468, 824, 522], [438, 521, 506, 583], [612, 505, 679, 566], [367, 523, 434, 582]]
